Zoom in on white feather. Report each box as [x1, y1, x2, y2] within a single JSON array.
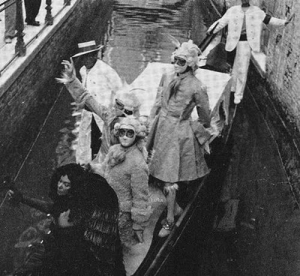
[[164, 33, 181, 49]]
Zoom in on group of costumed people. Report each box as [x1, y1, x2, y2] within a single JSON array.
[[7, 0, 295, 274], [7, 38, 212, 276], [58, 37, 212, 239]]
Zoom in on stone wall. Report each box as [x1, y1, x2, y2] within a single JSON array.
[[209, 0, 300, 203], [0, 0, 112, 178], [199, 1, 300, 275]]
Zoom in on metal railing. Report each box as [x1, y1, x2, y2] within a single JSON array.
[[0, 0, 72, 76]]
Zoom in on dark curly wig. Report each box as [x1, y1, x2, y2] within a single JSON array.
[[48, 163, 85, 201]]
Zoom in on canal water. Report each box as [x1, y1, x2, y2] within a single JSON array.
[[0, 0, 292, 275]]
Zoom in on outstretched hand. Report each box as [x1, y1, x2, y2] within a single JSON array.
[[56, 59, 76, 84], [61, 59, 76, 79], [285, 13, 295, 25]]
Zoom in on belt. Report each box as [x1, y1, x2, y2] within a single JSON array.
[[161, 109, 181, 118]]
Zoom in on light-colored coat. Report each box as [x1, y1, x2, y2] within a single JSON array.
[[76, 60, 122, 164], [208, 5, 286, 52], [103, 144, 152, 246], [147, 70, 211, 183]]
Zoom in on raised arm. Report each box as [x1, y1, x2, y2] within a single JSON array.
[[56, 60, 110, 121], [264, 13, 294, 27], [207, 9, 230, 34]]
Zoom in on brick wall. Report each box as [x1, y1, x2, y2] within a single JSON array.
[[262, 0, 300, 133], [208, 0, 300, 202], [199, 1, 300, 275], [0, 0, 113, 178]]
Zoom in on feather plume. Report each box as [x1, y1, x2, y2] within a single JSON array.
[[164, 33, 181, 49]]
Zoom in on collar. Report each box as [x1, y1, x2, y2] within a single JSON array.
[[176, 69, 193, 79], [241, 3, 250, 7], [120, 143, 137, 153]]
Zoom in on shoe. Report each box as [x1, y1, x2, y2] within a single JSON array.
[[5, 37, 12, 44], [27, 21, 40, 26], [158, 220, 174, 238], [234, 97, 241, 104]]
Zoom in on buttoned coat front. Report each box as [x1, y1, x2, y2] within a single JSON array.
[[146, 70, 211, 183], [209, 5, 286, 52]]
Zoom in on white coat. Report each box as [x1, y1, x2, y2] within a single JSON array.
[[76, 59, 122, 164], [208, 5, 286, 52]]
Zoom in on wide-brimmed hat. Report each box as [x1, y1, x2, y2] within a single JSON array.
[[72, 40, 103, 58]]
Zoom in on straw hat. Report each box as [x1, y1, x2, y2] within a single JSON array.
[[72, 40, 103, 58]]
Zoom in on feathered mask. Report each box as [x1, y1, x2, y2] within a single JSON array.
[[166, 34, 201, 69]]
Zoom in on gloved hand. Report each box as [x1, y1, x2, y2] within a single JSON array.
[[56, 59, 76, 84]]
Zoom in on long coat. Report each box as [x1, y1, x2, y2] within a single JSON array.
[[103, 144, 152, 246], [146, 70, 211, 183], [208, 5, 286, 52]]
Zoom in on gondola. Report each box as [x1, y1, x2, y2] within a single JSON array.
[[0, 27, 236, 276], [129, 36, 236, 276], [68, 32, 235, 275]]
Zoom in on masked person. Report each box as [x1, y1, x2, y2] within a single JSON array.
[[56, 60, 141, 171], [8, 163, 125, 276], [101, 117, 152, 253], [207, 0, 293, 104], [71, 41, 123, 164], [147, 40, 211, 237]]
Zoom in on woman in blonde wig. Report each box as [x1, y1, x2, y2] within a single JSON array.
[[102, 116, 152, 248], [147, 40, 211, 237]]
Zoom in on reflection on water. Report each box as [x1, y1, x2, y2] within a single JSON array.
[[0, 0, 209, 274], [106, 0, 199, 83]]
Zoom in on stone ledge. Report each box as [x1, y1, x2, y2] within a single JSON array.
[[0, 0, 79, 96]]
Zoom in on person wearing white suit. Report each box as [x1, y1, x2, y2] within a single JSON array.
[[207, 0, 292, 104], [72, 41, 123, 164]]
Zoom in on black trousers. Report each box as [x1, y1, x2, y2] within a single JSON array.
[[24, 0, 42, 23], [91, 115, 102, 159]]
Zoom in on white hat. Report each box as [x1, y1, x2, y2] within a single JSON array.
[[72, 40, 103, 58]]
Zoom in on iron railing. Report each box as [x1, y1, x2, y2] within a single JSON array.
[[0, 0, 72, 76]]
